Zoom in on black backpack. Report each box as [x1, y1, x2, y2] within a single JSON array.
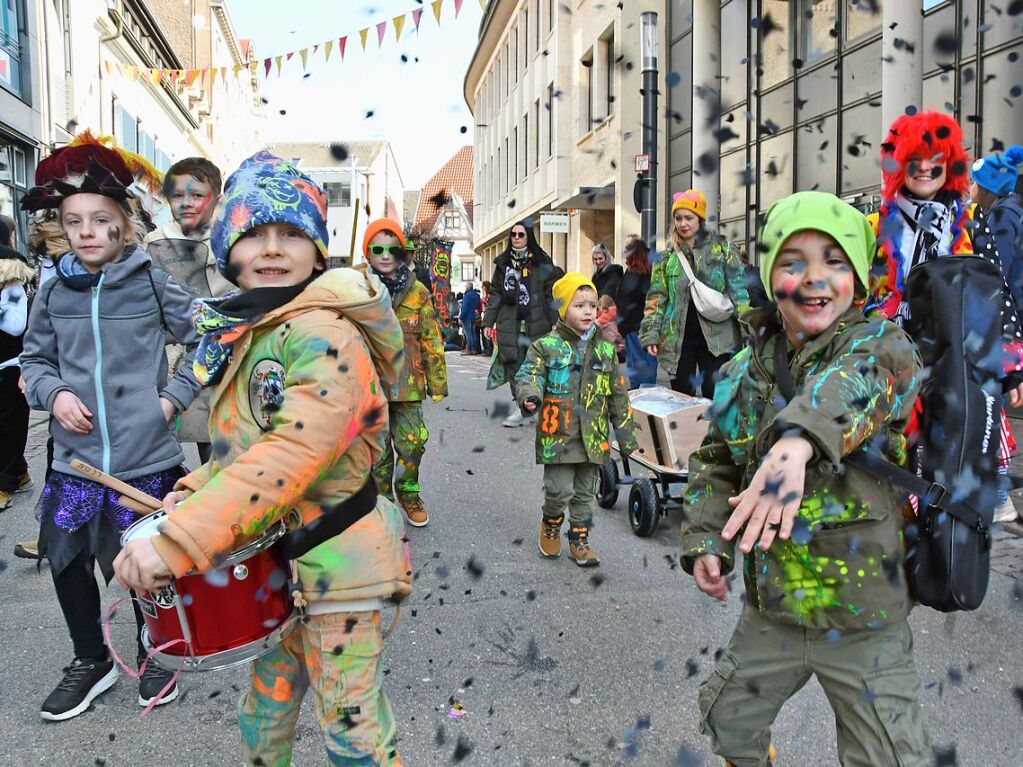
[[775, 255, 1017, 611]]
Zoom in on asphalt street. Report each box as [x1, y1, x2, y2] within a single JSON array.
[[1, 351, 1022, 766]]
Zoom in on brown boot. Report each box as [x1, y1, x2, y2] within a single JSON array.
[[726, 744, 777, 767], [538, 515, 564, 558], [399, 496, 429, 527], [567, 526, 600, 567]]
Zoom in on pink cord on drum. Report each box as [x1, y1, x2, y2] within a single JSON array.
[[101, 596, 184, 717]]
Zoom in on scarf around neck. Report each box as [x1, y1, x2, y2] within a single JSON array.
[[894, 191, 954, 271], [192, 276, 316, 386], [373, 265, 410, 298]]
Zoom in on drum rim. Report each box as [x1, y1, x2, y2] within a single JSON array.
[[121, 514, 287, 570], [141, 611, 300, 672]]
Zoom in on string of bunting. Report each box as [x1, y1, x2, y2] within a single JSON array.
[[102, 0, 483, 87]]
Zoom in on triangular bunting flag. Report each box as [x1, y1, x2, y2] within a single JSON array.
[[454, 0, 464, 17], [274, 55, 284, 75], [209, 67, 219, 86], [233, 63, 243, 78], [324, 40, 333, 62], [264, 58, 272, 77], [432, 0, 443, 24], [412, 8, 423, 31], [185, 68, 200, 87], [199, 68, 207, 88], [150, 69, 162, 86], [339, 36, 348, 59], [376, 21, 387, 47], [393, 14, 405, 41], [220, 66, 227, 80], [479, 0, 486, 9], [103, 61, 112, 76], [286, 51, 294, 61], [359, 28, 369, 50], [299, 48, 309, 70]]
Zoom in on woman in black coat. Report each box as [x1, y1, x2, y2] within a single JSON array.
[[591, 243, 623, 298], [482, 220, 564, 425], [614, 235, 657, 388]]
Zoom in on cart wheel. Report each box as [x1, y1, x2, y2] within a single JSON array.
[[628, 478, 659, 537], [597, 460, 620, 509]]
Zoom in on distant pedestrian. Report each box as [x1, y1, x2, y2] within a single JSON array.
[[614, 235, 656, 388], [482, 220, 564, 427], [0, 233, 34, 511], [359, 218, 447, 527], [459, 281, 482, 354], [595, 294, 625, 357], [591, 242, 623, 298], [20, 135, 201, 720], [640, 189, 748, 398], [970, 146, 1023, 308], [516, 272, 636, 567]]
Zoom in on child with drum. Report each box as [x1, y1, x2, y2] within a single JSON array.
[[114, 151, 411, 766], [19, 134, 202, 720]]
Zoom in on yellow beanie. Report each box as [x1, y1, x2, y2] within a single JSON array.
[[671, 189, 707, 220], [552, 272, 597, 318]]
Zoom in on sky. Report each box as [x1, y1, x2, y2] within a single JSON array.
[[222, 0, 483, 188]]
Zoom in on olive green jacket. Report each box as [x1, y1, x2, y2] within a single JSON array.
[[515, 321, 637, 464], [639, 234, 749, 371], [681, 306, 921, 630]]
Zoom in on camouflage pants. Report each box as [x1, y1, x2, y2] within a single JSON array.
[[238, 610, 402, 767], [373, 401, 428, 501]]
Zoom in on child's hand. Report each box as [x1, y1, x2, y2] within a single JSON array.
[[723, 435, 813, 554], [159, 397, 176, 423], [163, 491, 190, 514], [693, 554, 728, 602], [53, 390, 93, 434], [114, 538, 173, 592], [646, 344, 659, 356]]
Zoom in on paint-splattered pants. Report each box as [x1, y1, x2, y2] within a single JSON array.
[[238, 610, 402, 766], [542, 463, 599, 527], [373, 401, 428, 501], [699, 606, 930, 767]]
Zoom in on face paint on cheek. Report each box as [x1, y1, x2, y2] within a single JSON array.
[[773, 277, 801, 302], [106, 226, 121, 243]]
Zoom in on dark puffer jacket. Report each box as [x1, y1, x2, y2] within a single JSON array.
[[482, 250, 564, 366]]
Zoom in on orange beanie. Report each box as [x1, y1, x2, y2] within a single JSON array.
[[362, 218, 407, 258]]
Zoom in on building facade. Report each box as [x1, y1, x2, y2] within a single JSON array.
[[268, 140, 406, 267], [666, 0, 1023, 250], [465, 0, 667, 281]]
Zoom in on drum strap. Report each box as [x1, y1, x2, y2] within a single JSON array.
[[278, 477, 378, 560]]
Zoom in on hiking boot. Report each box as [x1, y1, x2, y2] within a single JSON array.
[[399, 496, 429, 527], [40, 656, 118, 721], [16, 472, 34, 493], [727, 745, 777, 767], [567, 526, 600, 567], [138, 656, 178, 708], [502, 409, 534, 428], [0, 490, 10, 511], [538, 515, 564, 558], [994, 496, 1018, 524], [14, 539, 40, 559]]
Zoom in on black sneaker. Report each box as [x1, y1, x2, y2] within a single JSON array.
[[40, 657, 118, 721], [137, 657, 178, 707]]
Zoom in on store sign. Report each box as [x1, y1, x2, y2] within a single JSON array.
[[540, 213, 569, 234]]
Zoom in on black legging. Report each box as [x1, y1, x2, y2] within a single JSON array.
[[0, 368, 29, 493], [671, 309, 729, 399], [53, 549, 147, 661]]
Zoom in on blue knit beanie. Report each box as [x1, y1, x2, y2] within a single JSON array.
[[211, 150, 330, 281], [971, 146, 1023, 197]]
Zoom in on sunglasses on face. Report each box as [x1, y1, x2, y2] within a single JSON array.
[[511, 231, 527, 238], [369, 244, 406, 256]]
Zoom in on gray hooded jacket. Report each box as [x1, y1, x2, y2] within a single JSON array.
[[21, 246, 202, 480]]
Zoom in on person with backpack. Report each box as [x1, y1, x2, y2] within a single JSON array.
[[683, 191, 928, 767], [865, 112, 1023, 525]]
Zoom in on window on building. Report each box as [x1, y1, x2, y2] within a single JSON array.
[[801, 0, 837, 63], [760, 0, 792, 89], [514, 26, 519, 83], [524, 7, 529, 63], [323, 181, 352, 207], [513, 126, 518, 186], [548, 0, 554, 34], [114, 103, 138, 152], [602, 29, 615, 118], [138, 130, 157, 164], [534, 99, 541, 168], [581, 48, 594, 134], [155, 150, 171, 173], [845, 0, 881, 41], [0, 0, 22, 96], [535, 0, 541, 51], [504, 137, 509, 194], [546, 83, 554, 157], [523, 113, 529, 181]]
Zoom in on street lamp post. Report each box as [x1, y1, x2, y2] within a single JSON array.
[[639, 12, 659, 248]]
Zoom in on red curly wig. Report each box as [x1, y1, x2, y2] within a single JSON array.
[[879, 111, 971, 201]]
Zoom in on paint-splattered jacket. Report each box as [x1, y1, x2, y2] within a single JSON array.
[[151, 269, 412, 605], [680, 306, 921, 630], [515, 321, 637, 464], [864, 199, 973, 321], [639, 234, 749, 372], [357, 263, 447, 402]]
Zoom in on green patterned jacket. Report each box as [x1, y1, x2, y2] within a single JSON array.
[[680, 306, 921, 630], [639, 234, 749, 372], [515, 322, 637, 465]]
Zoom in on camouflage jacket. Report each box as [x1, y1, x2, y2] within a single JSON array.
[[639, 234, 749, 371], [515, 321, 637, 464], [357, 264, 447, 402], [680, 306, 921, 630]]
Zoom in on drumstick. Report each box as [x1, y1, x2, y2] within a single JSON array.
[[70, 459, 164, 510], [117, 494, 161, 516]]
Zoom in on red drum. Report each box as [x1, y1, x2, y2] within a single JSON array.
[[121, 511, 299, 671]]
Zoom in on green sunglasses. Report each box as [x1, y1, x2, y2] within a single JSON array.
[[368, 244, 407, 257]]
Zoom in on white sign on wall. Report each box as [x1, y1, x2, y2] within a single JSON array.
[[540, 213, 570, 234]]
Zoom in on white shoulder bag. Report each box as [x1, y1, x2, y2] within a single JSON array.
[[675, 250, 735, 323]]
